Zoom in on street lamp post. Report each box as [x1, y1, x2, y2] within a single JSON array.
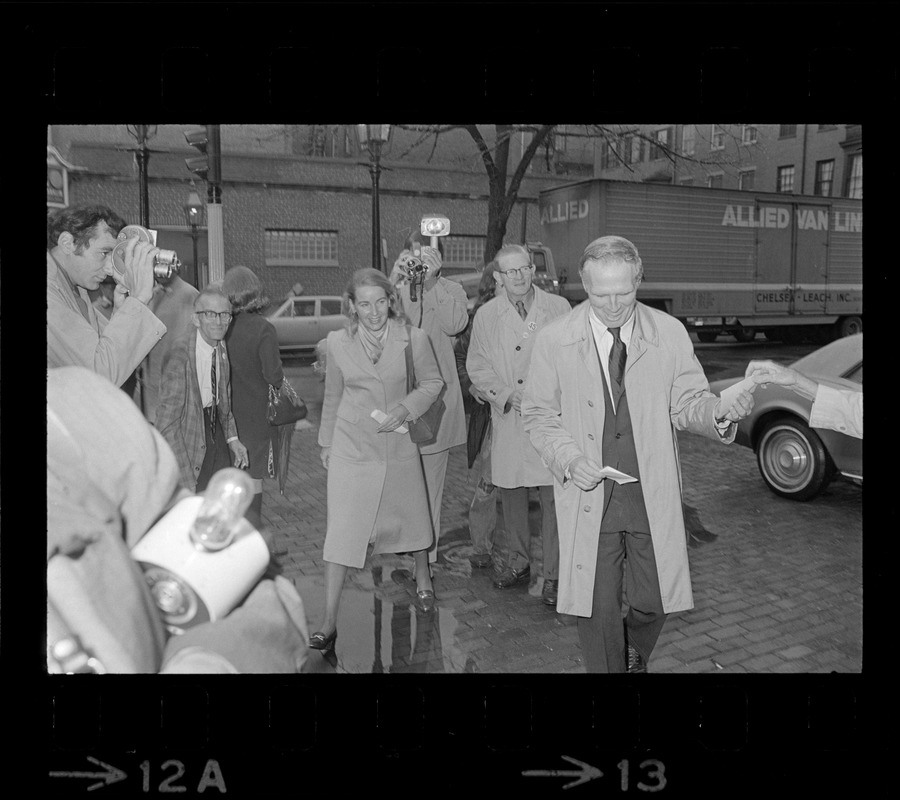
[[183, 184, 204, 288], [127, 125, 157, 228], [357, 125, 392, 273]]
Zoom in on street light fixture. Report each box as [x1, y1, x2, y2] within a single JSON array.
[[126, 124, 158, 228], [183, 183, 204, 288], [357, 125, 392, 273]]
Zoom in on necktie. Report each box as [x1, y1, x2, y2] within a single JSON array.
[[608, 327, 626, 387], [515, 300, 527, 320], [210, 347, 218, 435]]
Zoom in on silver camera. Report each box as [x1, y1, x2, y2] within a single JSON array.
[[403, 255, 430, 279], [111, 224, 181, 283]]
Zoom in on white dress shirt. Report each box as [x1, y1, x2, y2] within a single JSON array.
[[195, 335, 217, 409], [587, 309, 636, 413]]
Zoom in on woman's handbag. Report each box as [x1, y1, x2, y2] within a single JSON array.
[[404, 325, 445, 445], [266, 379, 308, 426]]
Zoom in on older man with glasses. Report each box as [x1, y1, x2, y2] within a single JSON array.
[[156, 286, 249, 493], [466, 244, 572, 606]]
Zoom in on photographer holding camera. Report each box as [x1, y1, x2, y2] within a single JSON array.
[[390, 229, 469, 568], [48, 205, 167, 387]]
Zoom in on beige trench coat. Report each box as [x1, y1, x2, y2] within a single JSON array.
[[522, 302, 735, 618], [318, 322, 443, 567], [466, 287, 572, 488], [398, 277, 469, 453]]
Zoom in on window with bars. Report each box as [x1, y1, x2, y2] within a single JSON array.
[[739, 169, 756, 191], [711, 125, 726, 150], [741, 125, 758, 144], [443, 234, 485, 268], [265, 230, 339, 266], [779, 124, 797, 138], [847, 154, 862, 198], [681, 125, 695, 156], [814, 160, 834, 196], [777, 165, 795, 193]]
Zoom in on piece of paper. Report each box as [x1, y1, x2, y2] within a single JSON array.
[[598, 466, 637, 485], [717, 375, 757, 415], [370, 409, 408, 434]]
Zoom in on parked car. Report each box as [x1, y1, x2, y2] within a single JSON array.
[[708, 334, 862, 501], [267, 295, 346, 353]]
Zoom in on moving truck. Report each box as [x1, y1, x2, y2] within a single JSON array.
[[536, 179, 862, 342]]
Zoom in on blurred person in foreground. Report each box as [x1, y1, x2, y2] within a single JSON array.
[[746, 359, 862, 439], [523, 236, 755, 673], [156, 286, 249, 493], [390, 230, 469, 567], [47, 366, 311, 673], [222, 266, 286, 528], [312, 269, 443, 654], [47, 204, 166, 385], [467, 244, 572, 605], [453, 264, 501, 569]]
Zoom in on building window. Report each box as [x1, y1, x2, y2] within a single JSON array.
[[776, 165, 795, 193], [631, 135, 644, 164], [265, 229, 339, 267], [739, 169, 756, 191], [710, 125, 726, 150], [707, 172, 724, 189], [443, 234, 485, 268], [846, 153, 862, 198], [649, 127, 672, 160], [622, 134, 633, 165], [779, 124, 797, 138], [679, 176, 695, 186], [601, 140, 616, 169], [681, 125, 695, 156], [741, 125, 758, 145], [818, 124, 837, 132], [814, 160, 834, 196]]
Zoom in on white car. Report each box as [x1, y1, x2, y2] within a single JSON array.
[[267, 296, 346, 353]]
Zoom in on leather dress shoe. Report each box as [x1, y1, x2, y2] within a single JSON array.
[[626, 643, 648, 673], [309, 629, 337, 654], [470, 552, 493, 569], [541, 579, 559, 607], [493, 564, 531, 589]]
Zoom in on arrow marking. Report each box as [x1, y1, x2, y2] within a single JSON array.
[[523, 755, 604, 789], [49, 756, 128, 791]]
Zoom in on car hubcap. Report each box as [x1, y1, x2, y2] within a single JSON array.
[[762, 428, 812, 491]]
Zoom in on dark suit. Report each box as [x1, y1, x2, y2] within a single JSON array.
[[156, 328, 238, 492]]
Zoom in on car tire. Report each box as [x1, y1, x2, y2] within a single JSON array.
[[733, 326, 756, 343], [697, 331, 718, 343], [836, 315, 862, 338], [756, 417, 836, 501]]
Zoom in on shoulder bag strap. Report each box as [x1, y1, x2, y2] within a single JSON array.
[[404, 323, 416, 393]]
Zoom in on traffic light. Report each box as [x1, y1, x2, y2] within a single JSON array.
[[184, 125, 220, 183]]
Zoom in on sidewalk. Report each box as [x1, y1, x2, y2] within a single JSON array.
[[263, 411, 862, 674]]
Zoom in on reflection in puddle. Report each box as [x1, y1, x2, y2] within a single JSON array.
[[301, 565, 474, 674]]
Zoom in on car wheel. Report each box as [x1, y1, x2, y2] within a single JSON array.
[[733, 326, 756, 343], [756, 417, 836, 501], [697, 331, 718, 343], [836, 315, 862, 338]]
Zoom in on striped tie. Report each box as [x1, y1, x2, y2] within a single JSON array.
[[210, 347, 218, 435], [516, 301, 527, 320]]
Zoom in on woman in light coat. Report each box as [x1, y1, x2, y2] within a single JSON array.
[[310, 269, 443, 654]]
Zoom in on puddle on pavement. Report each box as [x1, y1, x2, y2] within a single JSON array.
[[298, 565, 477, 674]]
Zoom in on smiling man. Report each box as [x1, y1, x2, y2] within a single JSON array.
[[522, 236, 755, 673], [47, 204, 167, 386], [155, 286, 249, 493]]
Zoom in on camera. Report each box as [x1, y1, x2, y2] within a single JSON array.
[[403, 255, 430, 279], [110, 224, 181, 285]]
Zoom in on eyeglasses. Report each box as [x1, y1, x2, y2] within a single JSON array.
[[196, 310, 233, 323], [498, 264, 534, 278]]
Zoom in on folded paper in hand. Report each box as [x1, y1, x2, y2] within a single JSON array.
[[599, 466, 637, 484], [718, 376, 757, 416], [371, 409, 409, 434]]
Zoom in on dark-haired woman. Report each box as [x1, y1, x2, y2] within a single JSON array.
[[222, 265, 284, 529]]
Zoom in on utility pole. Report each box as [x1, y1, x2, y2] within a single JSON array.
[[185, 124, 225, 283]]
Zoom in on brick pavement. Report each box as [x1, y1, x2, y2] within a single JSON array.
[[264, 403, 862, 674]]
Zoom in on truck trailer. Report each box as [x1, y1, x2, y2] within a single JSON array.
[[536, 179, 862, 342]]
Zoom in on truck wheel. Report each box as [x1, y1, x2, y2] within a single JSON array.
[[836, 316, 862, 337], [697, 331, 718, 343], [763, 329, 782, 342], [756, 417, 836, 501], [733, 327, 756, 343], [780, 327, 806, 345]]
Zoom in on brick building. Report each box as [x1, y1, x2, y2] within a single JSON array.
[[46, 124, 574, 301]]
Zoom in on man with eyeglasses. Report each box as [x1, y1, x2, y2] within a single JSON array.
[[156, 286, 249, 492], [466, 244, 572, 605]]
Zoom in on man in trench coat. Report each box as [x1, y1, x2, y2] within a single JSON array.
[[522, 236, 755, 673], [467, 244, 572, 604]]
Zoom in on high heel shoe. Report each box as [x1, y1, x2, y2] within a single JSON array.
[[309, 629, 337, 653], [415, 588, 436, 613]]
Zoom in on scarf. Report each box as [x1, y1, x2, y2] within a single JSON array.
[[358, 320, 390, 364]]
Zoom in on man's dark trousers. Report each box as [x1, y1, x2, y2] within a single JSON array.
[[196, 406, 232, 493], [576, 358, 666, 673]]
